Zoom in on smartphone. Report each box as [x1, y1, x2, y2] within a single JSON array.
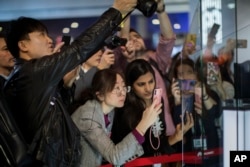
[[207, 62, 219, 85], [236, 39, 247, 48], [208, 23, 220, 39], [182, 91, 194, 122], [153, 88, 163, 105], [185, 34, 197, 47], [178, 79, 196, 93], [62, 35, 71, 46]]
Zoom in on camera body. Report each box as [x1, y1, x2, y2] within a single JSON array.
[[104, 0, 157, 49], [104, 35, 127, 49], [136, 0, 157, 17]]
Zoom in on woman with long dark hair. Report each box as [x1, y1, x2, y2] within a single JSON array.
[[112, 59, 193, 166], [170, 57, 222, 167]]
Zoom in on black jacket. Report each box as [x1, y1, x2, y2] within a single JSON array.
[[0, 90, 29, 167], [3, 8, 122, 166], [0, 76, 6, 89]]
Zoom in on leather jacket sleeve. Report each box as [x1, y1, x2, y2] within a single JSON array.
[[3, 7, 123, 144], [34, 7, 122, 84]]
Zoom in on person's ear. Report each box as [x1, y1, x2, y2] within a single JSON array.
[[96, 92, 104, 101], [18, 41, 28, 52]]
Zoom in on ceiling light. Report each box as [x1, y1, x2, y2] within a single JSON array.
[[227, 3, 235, 9], [62, 27, 70, 34], [71, 22, 79, 28], [173, 23, 181, 29], [152, 19, 160, 25]]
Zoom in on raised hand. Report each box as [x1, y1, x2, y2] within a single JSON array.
[[98, 48, 115, 69], [136, 99, 162, 135], [120, 40, 136, 61], [169, 112, 194, 145], [171, 78, 181, 105], [53, 41, 65, 54], [113, 0, 137, 15], [63, 65, 81, 88]]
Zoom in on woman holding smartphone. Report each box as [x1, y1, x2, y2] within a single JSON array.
[[111, 59, 193, 166], [170, 57, 222, 167]]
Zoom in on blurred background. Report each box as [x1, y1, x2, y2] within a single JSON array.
[[0, 0, 191, 55], [1, 0, 248, 59]]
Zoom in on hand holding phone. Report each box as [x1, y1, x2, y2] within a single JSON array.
[[208, 23, 220, 39]]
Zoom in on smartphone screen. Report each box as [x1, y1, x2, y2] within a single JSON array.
[[236, 39, 247, 48], [153, 88, 162, 105], [182, 90, 194, 122], [207, 62, 219, 85], [178, 79, 196, 93], [178, 80, 196, 120]]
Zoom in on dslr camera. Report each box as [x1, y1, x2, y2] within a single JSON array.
[[136, 0, 158, 17], [104, 35, 127, 49], [104, 0, 157, 49]]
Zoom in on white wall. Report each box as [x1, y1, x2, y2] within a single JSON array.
[[236, 0, 250, 63]]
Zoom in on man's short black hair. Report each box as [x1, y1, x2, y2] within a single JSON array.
[[129, 28, 139, 34], [6, 17, 48, 58]]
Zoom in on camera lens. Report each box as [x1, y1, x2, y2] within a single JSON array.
[[136, 0, 157, 17]]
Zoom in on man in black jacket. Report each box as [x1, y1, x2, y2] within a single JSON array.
[[0, 32, 15, 88], [3, 0, 137, 166]]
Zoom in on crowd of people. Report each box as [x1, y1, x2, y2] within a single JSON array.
[[0, 0, 235, 166]]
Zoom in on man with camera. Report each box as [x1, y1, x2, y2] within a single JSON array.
[[3, 0, 137, 166], [112, 0, 176, 136]]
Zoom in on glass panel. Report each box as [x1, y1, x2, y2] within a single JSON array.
[[176, 0, 238, 166]]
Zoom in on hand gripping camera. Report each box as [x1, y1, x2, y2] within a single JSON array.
[[104, 0, 157, 49], [105, 35, 127, 49]]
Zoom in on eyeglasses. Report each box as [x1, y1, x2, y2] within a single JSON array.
[[111, 86, 131, 96]]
